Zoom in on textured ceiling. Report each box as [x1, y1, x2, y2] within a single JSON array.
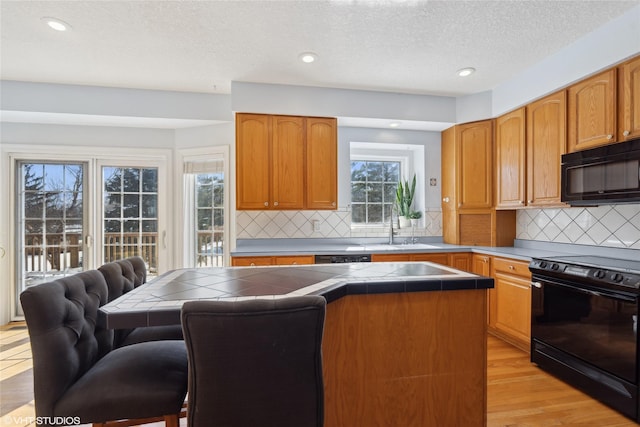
[[1, 0, 638, 98]]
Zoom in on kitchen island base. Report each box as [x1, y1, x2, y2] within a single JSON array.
[[323, 290, 487, 427]]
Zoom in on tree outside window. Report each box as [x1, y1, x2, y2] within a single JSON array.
[[351, 160, 399, 225], [103, 166, 158, 273], [20, 162, 84, 289], [195, 172, 224, 267]]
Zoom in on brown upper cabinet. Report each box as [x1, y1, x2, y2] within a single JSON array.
[[526, 90, 567, 207], [567, 69, 617, 152], [495, 107, 526, 208], [306, 117, 338, 209], [496, 93, 567, 209], [236, 113, 337, 210], [441, 120, 493, 211], [441, 120, 515, 246], [619, 55, 640, 142]]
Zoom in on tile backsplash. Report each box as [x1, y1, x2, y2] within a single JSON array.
[[236, 204, 640, 250], [235, 208, 443, 239], [516, 204, 640, 250]]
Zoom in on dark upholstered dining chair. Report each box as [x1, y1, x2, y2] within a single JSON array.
[[99, 256, 183, 347], [181, 296, 327, 427], [20, 269, 188, 427]]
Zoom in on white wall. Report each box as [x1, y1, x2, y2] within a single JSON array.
[[231, 81, 456, 124], [1, 80, 233, 121], [0, 122, 176, 148], [338, 127, 442, 209], [456, 90, 493, 124], [174, 122, 234, 149], [492, 4, 640, 116], [0, 140, 7, 326]]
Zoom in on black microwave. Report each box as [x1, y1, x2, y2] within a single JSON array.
[[561, 138, 640, 206]]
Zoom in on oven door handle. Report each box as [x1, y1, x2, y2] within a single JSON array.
[[532, 275, 637, 303]]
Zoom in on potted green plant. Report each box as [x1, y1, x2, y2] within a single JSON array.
[[408, 210, 422, 227], [395, 174, 416, 228]]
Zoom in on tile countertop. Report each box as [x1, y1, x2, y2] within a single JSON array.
[[99, 262, 493, 329], [231, 238, 640, 263]]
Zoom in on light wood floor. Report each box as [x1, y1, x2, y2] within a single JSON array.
[[486, 335, 638, 427], [2, 322, 638, 426]]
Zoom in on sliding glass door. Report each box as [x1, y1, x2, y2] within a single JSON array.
[[102, 166, 160, 274], [17, 162, 86, 295], [13, 155, 168, 318]]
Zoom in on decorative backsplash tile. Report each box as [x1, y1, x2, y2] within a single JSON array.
[[235, 208, 443, 239], [237, 205, 640, 250], [516, 204, 640, 250]]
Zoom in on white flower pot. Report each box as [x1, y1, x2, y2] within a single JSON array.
[[398, 216, 411, 228]]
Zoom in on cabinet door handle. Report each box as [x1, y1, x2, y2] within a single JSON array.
[[332, 202, 336, 207], [607, 134, 613, 140], [443, 197, 450, 203], [531, 282, 542, 288], [508, 265, 515, 270], [264, 202, 269, 207], [274, 201, 279, 207], [250, 262, 256, 266], [623, 130, 630, 137]]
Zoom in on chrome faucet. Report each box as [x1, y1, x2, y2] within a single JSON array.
[[388, 213, 396, 244]]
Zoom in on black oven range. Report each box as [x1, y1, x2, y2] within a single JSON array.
[[529, 255, 640, 422]]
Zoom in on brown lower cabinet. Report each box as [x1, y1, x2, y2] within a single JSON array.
[[471, 254, 493, 326], [231, 255, 314, 266], [490, 257, 532, 352], [371, 252, 470, 268]]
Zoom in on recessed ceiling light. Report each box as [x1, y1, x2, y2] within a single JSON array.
[[42, 17, 72, 31], [389, 122, 401, 128], [457, 67, 476, 77], [299, 52, 318, 63]]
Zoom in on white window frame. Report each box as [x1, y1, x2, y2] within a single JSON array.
[[350, 155, 410, 227], [3, 144, 171, 321], [96, 158, 169, 274], [349, 141, 425, 231], [175, 146, 230, 268]]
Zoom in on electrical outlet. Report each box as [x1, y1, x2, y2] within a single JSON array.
[[312, 220, 321, 232], [430, 178, 437, 186]]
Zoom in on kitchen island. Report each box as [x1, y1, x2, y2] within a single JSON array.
[[100, 262, 492, 427]]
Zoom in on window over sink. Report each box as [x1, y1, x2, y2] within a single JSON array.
[[350, 160, 399, 225], [349, 142, 425, 228]]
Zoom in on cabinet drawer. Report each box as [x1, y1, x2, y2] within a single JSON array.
[[274, 255, 314, 265], [372, 254, 411, 262], [231, 256, 273, 267], [411, 253, 449, 265], [492, 257, 531, 278]]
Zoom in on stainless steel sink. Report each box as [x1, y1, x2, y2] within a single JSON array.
[[364, 243, 440, 251]]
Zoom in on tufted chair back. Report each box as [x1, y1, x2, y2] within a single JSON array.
[[98, 256, 147, 303], [181, 296, 326, 427], [99, 257, 182, 347], [20, 270, 113, 420], [98, 257, 147, 346]]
